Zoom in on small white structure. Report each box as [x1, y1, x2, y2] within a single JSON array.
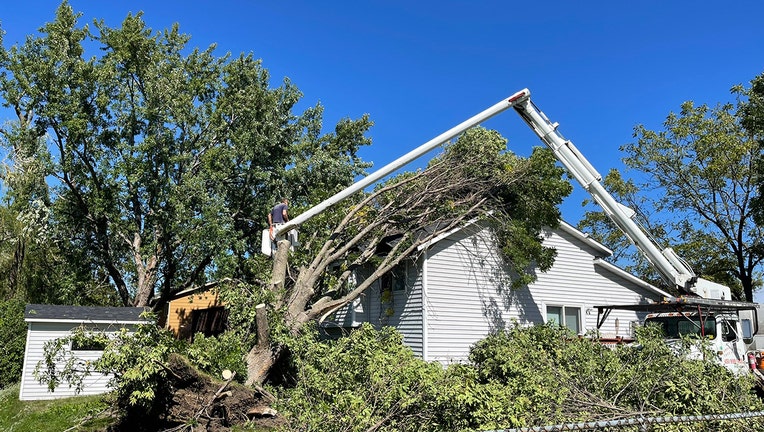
[[19, 304, 149, 401], [326, 221, 671, 363]]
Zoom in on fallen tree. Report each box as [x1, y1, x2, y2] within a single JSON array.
[[237, 126, 572, 385]]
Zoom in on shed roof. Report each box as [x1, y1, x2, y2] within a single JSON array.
[[24, 304, 150, 325]]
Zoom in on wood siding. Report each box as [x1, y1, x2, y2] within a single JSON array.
[[166, 288, 223, 339], [19, 322, 136, 401]]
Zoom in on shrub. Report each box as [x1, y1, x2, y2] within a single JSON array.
[[274, 323, 450, 432], [463, 322, 764, 431], [0, 299, 26, 388], [186, 332, 247, 382]]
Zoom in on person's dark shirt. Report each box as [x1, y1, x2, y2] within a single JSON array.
[[271, 203, 288, 224]]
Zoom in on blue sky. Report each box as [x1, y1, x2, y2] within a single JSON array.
[[3, 1, 764, 296], [3, 1, 762, 221]]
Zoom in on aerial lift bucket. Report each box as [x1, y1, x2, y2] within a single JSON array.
[[260, 228, 299, 256]]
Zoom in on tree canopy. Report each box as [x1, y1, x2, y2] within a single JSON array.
[[0, 2, 371, 307], [579, 73, 764, 301]]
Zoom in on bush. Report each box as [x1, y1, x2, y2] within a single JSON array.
[[462, 323, 585, 428], [0, 299, 26, 388], [462, 323, 764, 431], [274, 323, 452, 432], [186, 332, 248, 382]]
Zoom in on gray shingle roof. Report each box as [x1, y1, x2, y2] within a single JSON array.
[[24, 304, 151, 323]]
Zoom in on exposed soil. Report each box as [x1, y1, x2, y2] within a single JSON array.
[[111, 354, 285, 431]]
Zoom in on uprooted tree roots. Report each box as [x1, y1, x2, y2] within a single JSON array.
[[114, 354, 283, 431]]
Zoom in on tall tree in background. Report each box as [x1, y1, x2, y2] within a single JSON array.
[[747, 73, 764, 263], [579, 75, 764, 301], [0, 25, 96, 305], [0, 2, 371, 307]]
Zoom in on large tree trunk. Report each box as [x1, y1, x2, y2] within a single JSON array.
[[245, 344, 283, 387], [130, 231, 161, 307], [245, 239, 292, 386]]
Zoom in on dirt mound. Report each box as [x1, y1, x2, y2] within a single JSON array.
[[115, 354, 284, 431]]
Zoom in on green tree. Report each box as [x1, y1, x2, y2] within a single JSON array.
[[0, 2, 370, 307], [745, 72, 764, 253], [580, 79, 763, 301]]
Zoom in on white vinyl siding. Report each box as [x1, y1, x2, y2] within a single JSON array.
[[324, 261, 424, 357], [373, 260, 424, 357], [423, 223, 663, 363], [19, 322, 134, 401]]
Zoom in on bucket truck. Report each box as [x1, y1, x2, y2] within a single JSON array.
[[504, 89, 761, 376]]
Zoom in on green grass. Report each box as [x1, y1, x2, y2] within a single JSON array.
[[0, 384, 116, 432]]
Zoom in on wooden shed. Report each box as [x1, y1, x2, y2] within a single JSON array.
[[165, 282, 228, 340], [20, 304, 149, 401]]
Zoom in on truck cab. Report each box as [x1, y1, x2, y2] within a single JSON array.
[[644, 310, 749, 375], [596, 297, 759, 375]]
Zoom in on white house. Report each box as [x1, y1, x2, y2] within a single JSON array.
[[19, 304, 149, 401], [325, 220, 671, 363]]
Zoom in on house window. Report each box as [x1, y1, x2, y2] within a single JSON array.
[[381, 263, 407, 293], [546, 305, 581, 334], [71, 338, 106, 352]]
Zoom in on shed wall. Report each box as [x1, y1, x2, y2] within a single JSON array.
[[166, 288, 223, 337], [20, 322, 134, 401]]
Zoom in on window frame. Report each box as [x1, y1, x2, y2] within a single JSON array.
[[545, 304, 583, 334]]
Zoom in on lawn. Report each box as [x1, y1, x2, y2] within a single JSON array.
[[0, 384, 115, 432]]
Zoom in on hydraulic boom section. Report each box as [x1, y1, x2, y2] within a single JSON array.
[[508, 89, 730, 300], [263, 86, 731, 300]]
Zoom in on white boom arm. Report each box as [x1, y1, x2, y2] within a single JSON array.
[[274, 89, 526, 235], [508, 89, 730, 300], [267, 87, 730, 300]]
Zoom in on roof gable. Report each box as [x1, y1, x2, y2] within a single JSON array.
[[593, 258, 671, 298], [555, 220, 612, 257], [418, 218, 612, 258], [418, 217, 665, 297]]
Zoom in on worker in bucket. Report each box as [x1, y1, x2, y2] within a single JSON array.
[[268, 198, 289, 248]]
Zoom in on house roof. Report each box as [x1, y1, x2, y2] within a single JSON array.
[[24, 304, 151, 325], [169, 278, 231, 300], [417, 218, 613, 257]]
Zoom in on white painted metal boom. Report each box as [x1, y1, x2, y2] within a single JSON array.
[[275, 89, 528, 235], [509, 89, 730, 300], [270, 87, 731, 300]]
